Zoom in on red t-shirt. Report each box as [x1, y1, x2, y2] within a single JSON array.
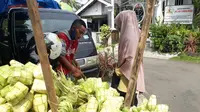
[[56, 32, 78, 75]]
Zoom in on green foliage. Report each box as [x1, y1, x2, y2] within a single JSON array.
[[100, 24, 111, 47], [150, 24, 200, 53], [193, 0, 200, 28], [100, 24, 111, 40]]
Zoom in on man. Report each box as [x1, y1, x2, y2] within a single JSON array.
[[28, 32, 65, 69], [56, 19, 87, 78]]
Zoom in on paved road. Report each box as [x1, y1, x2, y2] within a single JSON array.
[[143, 58, 200, 112]]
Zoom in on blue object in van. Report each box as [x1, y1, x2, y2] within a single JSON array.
[[0, 0, 61, 13]]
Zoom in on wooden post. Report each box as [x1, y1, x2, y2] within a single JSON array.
[[124, 0, 156, 108], [26, 0, 58, 112]]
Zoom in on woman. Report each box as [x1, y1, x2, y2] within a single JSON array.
[[114, 10, 145, 105]]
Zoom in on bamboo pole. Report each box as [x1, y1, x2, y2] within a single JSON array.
[[124, 0, 156, 108], [26, 0, 58, 112]]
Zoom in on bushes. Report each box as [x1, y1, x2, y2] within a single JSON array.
[[150, 24, 200, 54], [100, 24, 111, 47]]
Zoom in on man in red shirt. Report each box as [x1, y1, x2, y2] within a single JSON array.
[[56, 19, 87, 78]]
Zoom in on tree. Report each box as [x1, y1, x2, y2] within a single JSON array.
[[193, 0, 200, 28]]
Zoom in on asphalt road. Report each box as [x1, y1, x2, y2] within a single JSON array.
[[143, 58, 200, 112]]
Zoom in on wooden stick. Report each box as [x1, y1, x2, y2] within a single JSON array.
[[124, 0, 156, 108], [26, 0, 58, 112]]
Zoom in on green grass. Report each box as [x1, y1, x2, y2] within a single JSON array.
[[170, 53, 200, 64]]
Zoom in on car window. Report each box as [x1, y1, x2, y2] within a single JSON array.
[[79, 32, 91, 42], [0, 16, 8, 39], [14, 11, 78, 43]]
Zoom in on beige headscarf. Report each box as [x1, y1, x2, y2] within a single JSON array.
[[115, 10, 145, 92]]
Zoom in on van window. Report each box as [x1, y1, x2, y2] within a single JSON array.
[[14, 11, 78, 43], [0, 17, 8, 39]]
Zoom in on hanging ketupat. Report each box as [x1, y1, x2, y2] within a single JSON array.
[[5, 82, 29, 105], [0, 96, 6, 104], [0, 103, 12, 112], [0, 60, 169, 112], [0, 85, 12, 98], [33, 94, 48, 112], [13, 90, 34, 112], [31, 79, 47, 94]]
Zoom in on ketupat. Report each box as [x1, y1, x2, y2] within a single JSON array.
[[0, 65, 11, 89], [1, 85, 12, 98], [121, 107, 130, 112], [20, 68, 34, 85], [95, 87, 120, 104], [0, 96, 6, 104], [33, 94, 48, 112], [80, 78, 103, 94], [77, 103, 87, 112], [24, 62, 37, 73], [33, 64, 44, 80], [0, 75, 7, 89], [10, 60, 24, 67], [130, 95, 169, 112], [137, 99, 148, 112], [59, 93, 78, 105], [155, 104, 169, 112], [58, 100, 73, 112], [86, 97, 98, 112], [13, 90, 34, 112], [100, 96, 124, 112], [95, 88, 108, 103], [5, 82, 29, 105], [130, 106, 138, 112], [77, 90, 88, 106], [7, 66, 33, 86], [147, 95, 157, 111], [0, 103, 13, 112], [31, 79, 47, 94], [102, 82, 109, 89]]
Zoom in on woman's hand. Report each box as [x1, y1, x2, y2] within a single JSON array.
[[115, 68, 122, 76]]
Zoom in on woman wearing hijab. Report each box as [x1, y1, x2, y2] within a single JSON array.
[[114, 10, 146, 105]]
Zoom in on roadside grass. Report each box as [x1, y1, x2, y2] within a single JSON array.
[[170, 53, 200, 64]]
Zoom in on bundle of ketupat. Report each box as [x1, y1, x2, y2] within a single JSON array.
[[0, 103, 12, 112], [0, 96, 6, 104], [9, 60, 24, 67], [79, 78, 103, 94], [0, 60, 170, 112], [95, 86, 119, 104], [33, 63, 44, 80], [86, 97, 98, 112], [33, 94, 48, 112], [5, 82, 29, 105], [58, 96, 73, 112], [130, 95, 169, 112], [0, 65, 11, 89], [7, 60, 33, 86], [31, 79, 47, 94], [24, 62, 37, 73], [13, 90, 34, 112], [100, 96, 124, 112], [77, 103, 87, 112], [0, 85, 12, 98], [7, 67, 33, 86]]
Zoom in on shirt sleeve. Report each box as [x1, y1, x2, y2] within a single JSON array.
[[60, 39, 67, 57]]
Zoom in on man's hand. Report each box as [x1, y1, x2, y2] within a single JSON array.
[[72, 67, 82, 78], [72, 59, 81, 69]]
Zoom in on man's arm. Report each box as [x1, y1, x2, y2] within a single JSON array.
[[59, 56, 76, 72], [72, 58, 80, 69], [59, 56, 82, 78]]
